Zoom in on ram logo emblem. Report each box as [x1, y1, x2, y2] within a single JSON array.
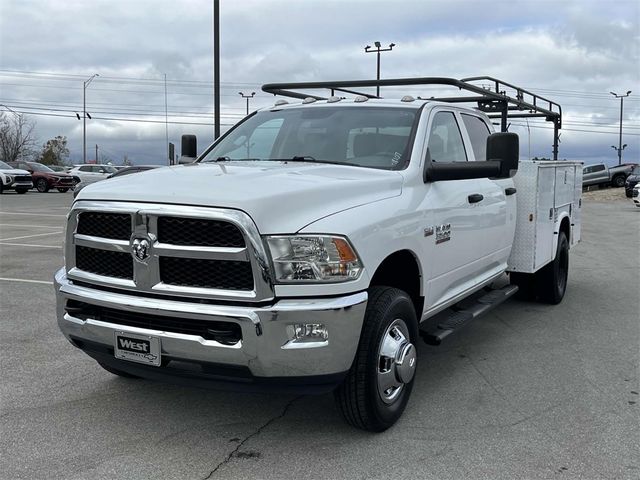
[[131, 237, 151, 261]]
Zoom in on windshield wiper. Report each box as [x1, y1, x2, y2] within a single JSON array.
[[273, 156, 346, 166], [203, 157, 261, 163]]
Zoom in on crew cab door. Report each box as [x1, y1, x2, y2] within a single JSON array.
[[420, 110, 509, 311]]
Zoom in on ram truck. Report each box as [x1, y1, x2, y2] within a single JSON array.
[[54, 77, 582, 431]]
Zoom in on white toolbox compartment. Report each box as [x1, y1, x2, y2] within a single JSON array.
[[507, 160, 582, 273]]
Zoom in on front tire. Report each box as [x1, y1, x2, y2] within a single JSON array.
[[16, 188, 28, 194], [335, 287, 418, 432], [36, 178, 49, 193], [57, 187, 69, 193]]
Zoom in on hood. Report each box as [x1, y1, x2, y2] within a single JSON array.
[[77, 161, 403, 233], [0, 168, 30, 175]]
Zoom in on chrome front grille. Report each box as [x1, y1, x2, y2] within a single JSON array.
[[157, 217, 245, 247], [76, 246, 133, 279], [77, 212, 131, 240], [66, 201, 274, 302]]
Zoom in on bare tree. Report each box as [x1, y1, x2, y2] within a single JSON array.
[[0, 112, 38, 162]]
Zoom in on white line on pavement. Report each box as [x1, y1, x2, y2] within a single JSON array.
[[0, 211, 66, 217], [0, 277, 53, 285], [0, 224, 62, 229], [0, 231, 63, 242], [0, 242, 62, 249]]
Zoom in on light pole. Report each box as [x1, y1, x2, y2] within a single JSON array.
[[83, 74, 99, 164], [239, 92, 255, 115], [364, 41, 396, 97], [610, 90, 632, 165]]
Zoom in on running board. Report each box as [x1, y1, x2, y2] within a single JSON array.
[[420, 284, 519, 346]]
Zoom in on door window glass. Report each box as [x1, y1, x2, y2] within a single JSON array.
[[428, 112, 467, 162], [461, 114, 490, 161]]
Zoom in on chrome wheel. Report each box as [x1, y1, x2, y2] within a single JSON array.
[[377, 318, 416, 404]]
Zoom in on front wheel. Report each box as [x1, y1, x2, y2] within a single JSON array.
[[36, 178, 49, 193], [15, 188, 28, 194], [334, 287, 418, 432]]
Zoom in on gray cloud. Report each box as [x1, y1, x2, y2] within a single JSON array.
[[1, 0, 638, 165]]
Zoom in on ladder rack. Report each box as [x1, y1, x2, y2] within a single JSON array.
[[262, 76, 562, 160]]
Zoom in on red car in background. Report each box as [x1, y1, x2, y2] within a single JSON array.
[[7, 161, 78, 192]]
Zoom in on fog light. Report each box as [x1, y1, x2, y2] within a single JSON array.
[[283, 324, 329, 349]]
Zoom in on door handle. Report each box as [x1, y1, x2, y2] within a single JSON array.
[[505, 187, 517, 196], [468, 193, 484, 204]]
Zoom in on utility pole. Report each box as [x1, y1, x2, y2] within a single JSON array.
[[364, 42, 396, 97], [238, 92, 255, 115], [213, 0, 220, 139], [83, 73, 99, 164], [95, 144, 98, 163], [610, 90, 632, 165]]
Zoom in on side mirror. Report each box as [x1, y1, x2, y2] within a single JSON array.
[[423, 149, 501, 182], [179, 134, 197, 164], [486, 132, 519, 178]]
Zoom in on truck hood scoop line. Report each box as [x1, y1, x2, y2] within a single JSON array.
[[77, 162, 403, 233]]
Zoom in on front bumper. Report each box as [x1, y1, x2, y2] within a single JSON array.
[[54, 268, 367, 391]]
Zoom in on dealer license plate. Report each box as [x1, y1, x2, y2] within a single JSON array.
[[114, 331, 161, 366]]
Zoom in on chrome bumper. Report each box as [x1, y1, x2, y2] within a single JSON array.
[[54, 268, 367, 379]]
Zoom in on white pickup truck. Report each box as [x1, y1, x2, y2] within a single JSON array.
[[54, 77, 582, 431]]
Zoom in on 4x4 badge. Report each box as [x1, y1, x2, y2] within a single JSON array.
[[131, 238, 150, 261]]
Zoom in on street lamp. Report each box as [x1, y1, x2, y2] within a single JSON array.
[[364, 42, 396, 97], [239, 92, 255, 115], [83, 74, 99, 164], [610, 90, 632, 165]]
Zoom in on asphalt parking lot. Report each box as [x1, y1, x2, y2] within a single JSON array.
[[1, 190, 638, 480]]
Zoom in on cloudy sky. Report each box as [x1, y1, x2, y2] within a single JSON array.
[[1, 0, 638, 166]]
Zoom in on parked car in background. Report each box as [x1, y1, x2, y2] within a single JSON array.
[[8, 161, 78, 193], [624, 165, 640, 197], [582, 162, 635, 188], [48, 165, 71, 173], [73, 165, 161, 198], [68, 164, 118, 185], [0, 160, 33, 194]]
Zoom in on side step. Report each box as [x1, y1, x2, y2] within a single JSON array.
[[420, 284, 519, 346]]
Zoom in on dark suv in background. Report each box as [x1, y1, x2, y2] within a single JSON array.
[[8, 161, 78, 192], [625, 166, 640, 197]]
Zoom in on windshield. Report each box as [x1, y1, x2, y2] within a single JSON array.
[[29, 163, 54, 173], [200, 106, 418, 170], [102, 165, 118, 173], [0, 160, 11, 169], [631, 166, 640, 175]]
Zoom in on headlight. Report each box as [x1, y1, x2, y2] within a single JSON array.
[[4, 175, 13, 184], [266, 235, 362, 283]]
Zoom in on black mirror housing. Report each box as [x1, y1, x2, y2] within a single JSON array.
[[179, 134, 198, 164], [487, 132, 519, 178], [423, 148, 501, 182]]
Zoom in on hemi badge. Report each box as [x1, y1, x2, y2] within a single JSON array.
[[424, 227, 434, 237]]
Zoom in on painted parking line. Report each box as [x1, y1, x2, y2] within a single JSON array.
[[0, 277, 53, 285], [0, 224, 62, 229], [0, 212, 66, 217], [0, 242, 62, 249], [0, 231, 63, 242]]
